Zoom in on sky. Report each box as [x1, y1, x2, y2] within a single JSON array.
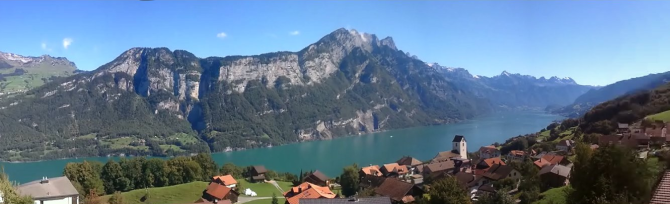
[[1, 1, 670, 86]]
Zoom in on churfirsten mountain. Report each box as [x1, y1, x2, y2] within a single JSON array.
[[433, 64, 593, 110], [0, 51, 77, 97], [552, 71, 670, 117], [0, 28, 491, 161]]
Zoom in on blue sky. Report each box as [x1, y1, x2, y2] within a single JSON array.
[[1, 1, 669, 86]]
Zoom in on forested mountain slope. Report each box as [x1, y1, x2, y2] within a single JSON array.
[[0, 28, 491, 161]]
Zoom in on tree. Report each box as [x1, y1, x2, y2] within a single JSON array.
[[0, 170, 33, 204], [271, 193, 279, 204], [475, 189, 514, 204], [108, 191, 126, 204], [339, 164, 359, 197], [63, 161, 104, 196], [144, 158, 169, 187], [83, 190, 102, 204], [266, 170, 278, 181], [192, 153, 218, 181], [166, 156, 202, 185], [101, 160, 130, 193], [219, 163, 243, 178], [568, 144, 652, 203], [428, 177, 471, 204]]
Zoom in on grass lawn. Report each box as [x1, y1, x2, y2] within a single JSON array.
[[538, 130, 550, 141], [648, 110, 670, 122], [534, 186, 568, 204], [245, 198, 286, 204], [100, 181, 208, 204], [237, 179, 292, 197]]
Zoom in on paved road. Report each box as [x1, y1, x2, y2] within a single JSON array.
[[238, 196, 271, 204]]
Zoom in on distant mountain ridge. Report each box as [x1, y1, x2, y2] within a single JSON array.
[[552, 71, 670, 117], [0, 28, 491, 161], [0, 51, 77, 97], [432, 63, 593, 109]]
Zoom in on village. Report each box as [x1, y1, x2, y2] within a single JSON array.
[[6, 120, 670, 204]]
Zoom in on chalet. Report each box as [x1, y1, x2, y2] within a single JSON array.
[[212, 175, 238, 188], [454, 171, 481, 189], [474, 158, 506, 175], [538, 164, 571, 189], [618, 123, 630, 134], [17, 176, 80, 204], [598, 134, 649, 149], [374, 178, 424, 204], [380, 163, 409, 178], [204, 182, 239, 203], [396, 156, 422, 174], [284, 182, 337, 204], [480, 164, 522, 184], [556, 140, 574, 152], [533, 154, 569, 169], [304, 170, 330, 187], [300, 197, 392, 204], [360, 165, 382, 177], [478, 146, 500, 159], [250, 165, 267, 182], [421, 160, 456, 177], [507, 150, 525, 162]]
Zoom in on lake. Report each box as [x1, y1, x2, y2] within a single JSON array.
[[1, 111, 562, 183]]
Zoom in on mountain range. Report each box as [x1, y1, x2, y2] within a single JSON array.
[[433, 64, 593, 109], [0, 28, 595, 161], [0, 51, 77, 97]]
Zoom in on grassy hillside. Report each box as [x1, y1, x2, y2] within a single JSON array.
[[647, 110, 670, 122], [100, 181, 208, 204], [534, 186, 568, 204]]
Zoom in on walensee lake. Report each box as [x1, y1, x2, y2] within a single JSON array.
[[1, 111, 562, 183]]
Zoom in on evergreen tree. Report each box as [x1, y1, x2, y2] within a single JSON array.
[[475, 189, 514, 204], [272, 193, 279, 204], [101, 160, 130, 193]]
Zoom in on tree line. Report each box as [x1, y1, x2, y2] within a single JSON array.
[[62, 153, 297, 199]]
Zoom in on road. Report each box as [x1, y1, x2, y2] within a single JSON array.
[[237, 196, 271, 204]]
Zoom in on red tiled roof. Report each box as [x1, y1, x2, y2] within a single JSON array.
[[509, 150, 525, 157], [483, 158, 506, 167], [284, 182, 336, 204], [361, 165, 382, 176], [650, 171, 670, 204], [205, 183, 232, 200], [213, 175, 237, 185], [478, 146, 498, 154]]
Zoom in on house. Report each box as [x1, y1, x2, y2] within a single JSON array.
[[299, 197, 392, 204], [538, 164, 571, 189], [250, 165, 267, 182], [452, 135, 468, 159], [431, 151, 461, 163], [650, 170, 670, 204], [481, 164, 522, 184], [478, 146, 500, 159], [360, 175, 387, 189], [618, 123, 630, 134], [284, 182, 337, 204], [374, 178, 424, 204], [396, 156, 422, 167], [0, 190, 3, 204], [396, 156, 422, 174], [182, 198, 232, 204], [474, 158, 506, 175], [17, 176, 80, 204], [556, 140, 574, 152], [421, 160, 456, 176], [452, 158, 473, 173], [507, 150, 525, 162], [533, 154, 569, 169], [599, 134, 649, 149], [204, 182, 239, 203], [304, 170, 330, 187], [212, 175, 238, 188], [380, 163, 409, 178], [360, 165, 382, 178], [453, 171, 481, 189]]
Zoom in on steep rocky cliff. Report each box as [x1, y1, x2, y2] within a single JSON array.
[[0, 51, 77, 96], [0, 28, 490, 160]]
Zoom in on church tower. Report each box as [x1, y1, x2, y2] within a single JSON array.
[[452, 135, 467, 159]]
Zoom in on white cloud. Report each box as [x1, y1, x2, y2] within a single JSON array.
[[41, 42, 52, 51], [62, 38, 73, 49], [289, 30, 300, 36], [216, 32, 227, 39]]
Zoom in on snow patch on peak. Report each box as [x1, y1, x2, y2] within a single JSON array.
[[473, 75, 480, 79], [501, 71, 511, 76]]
